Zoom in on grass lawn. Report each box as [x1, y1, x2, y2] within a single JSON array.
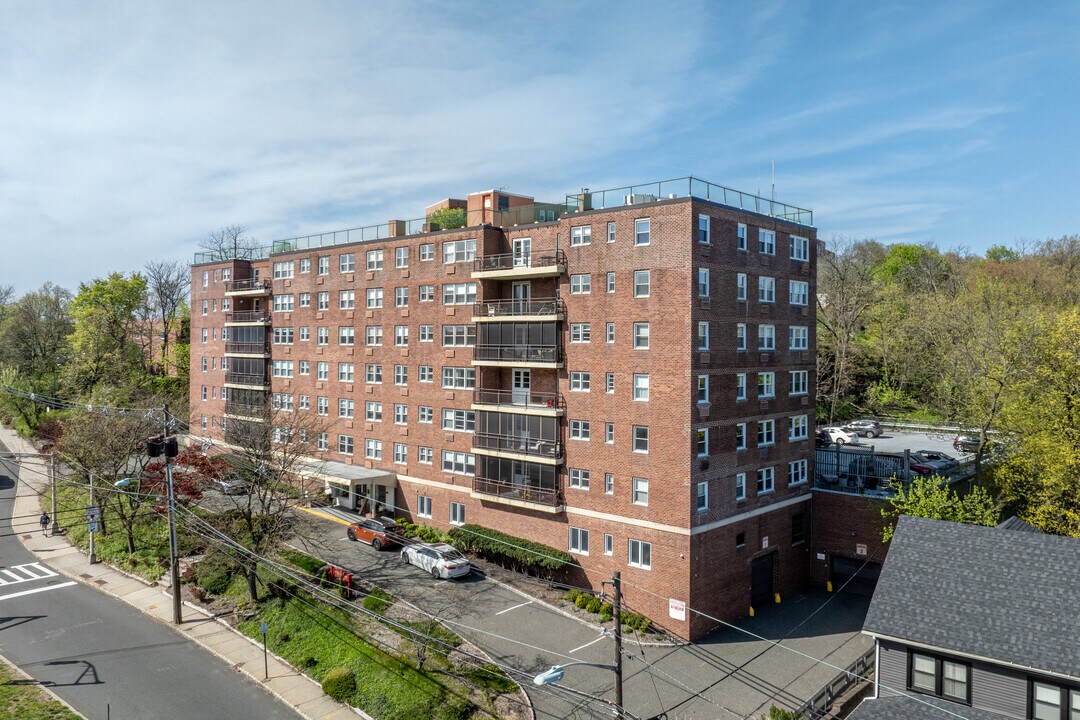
[[0, 657, 82, 720]]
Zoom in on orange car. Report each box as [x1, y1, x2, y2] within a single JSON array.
[[346, 516, 402, 550]]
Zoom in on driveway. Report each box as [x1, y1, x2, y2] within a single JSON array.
[[296, 507, 872, 720]]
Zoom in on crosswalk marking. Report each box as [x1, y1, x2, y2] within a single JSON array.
[[0, 562, 58, 586]]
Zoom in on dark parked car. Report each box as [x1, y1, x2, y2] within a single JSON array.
[[815, 428, 833, 448], [346, 516, 402, 550], [911, 449, 959, 475], [842, 420, 883, 438], [953, 434, 981, 453]]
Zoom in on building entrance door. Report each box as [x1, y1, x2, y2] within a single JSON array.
[[751, 553, 775, 608]]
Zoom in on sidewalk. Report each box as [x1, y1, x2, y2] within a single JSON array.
[[0, 425, 363, 720]]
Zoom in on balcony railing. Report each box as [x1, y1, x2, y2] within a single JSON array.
[[225, 371, 269, 387], [473, 388, 564, 412], [473, 344, 562, 364], [473, 432, 561, 460], [224, 341, 270, 355], [224, 400, 268, 417], [473, 298, 564, 318], [473, 250, 565, 273], [472, 476, 563, 508], [225, 310, 271, 323], [225, 278, 271, 293]]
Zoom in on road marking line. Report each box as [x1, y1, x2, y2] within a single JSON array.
[[0, 581, 77, 601], [299, 507, 351, 526], [0, 570, 23, 584], [568, 634, 606, 654], [495, 600, 533, 615]]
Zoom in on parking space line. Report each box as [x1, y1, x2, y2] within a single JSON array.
[[568, 634, 606, 654], [495, 600, 533, 615]]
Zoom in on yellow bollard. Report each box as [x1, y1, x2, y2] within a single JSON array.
[[827, 580, 833, 592], [749, 606, 755, 617], [774, 593, 781, 604]]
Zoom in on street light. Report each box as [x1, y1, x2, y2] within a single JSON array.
[[533, 661, 617, 685]]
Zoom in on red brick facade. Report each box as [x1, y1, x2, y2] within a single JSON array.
[[191, 185, 817, 640]]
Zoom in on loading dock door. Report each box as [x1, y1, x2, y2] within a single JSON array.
[[751, 553, 775, 608], [830, 556, 882, 597]]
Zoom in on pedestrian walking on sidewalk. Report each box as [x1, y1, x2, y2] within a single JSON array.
[[40, 512, 49, 536]]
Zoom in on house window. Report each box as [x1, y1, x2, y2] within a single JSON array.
[[337, 435, 353, 455], [628, 539, 651, 569], [607, 222, 616, 243], [790, 370, 809, 395], [759, 324, 776, 351], [697, 321, 710, 350], [758, 419, 775, 446], [633, 270, 650, 297], [570, 225, 591, 246], [789, 415, 808, 441], [633, 426, 649, 453], [419, 243, 434, 261], [698, 268, 711, 298], [418, 446, 433, 464], [698, 214, 710, 244], [317, 256, 329, 275], [737, 273, 747, 301], [570, 323, 591, 343], [735, 423, 747, 451], [634, 218, 651, 246], [443, 239, 476, 264], [790, 280, 809, 306], [395, 287, 409, 307], [395, 246, 409, 268], [633, 322, 650, 349], [570, 372, 590, 392], [570, 274, 591, 294], [366, 363, 382, 384], [758, 276, 775, 303], [569, 468, 590, 489], [736, 323, 747, 351], [606, 271, 615, 293], [736, 373, 747, 401], [340, 253, 355, 273], [417, 495, 432, 518], [790, 326, 809, 350], [758, 229, 776, 255], [450, 502, 465, 526], [605, 473, 614, 494], [757, 467, 775, 494], [791, 512, 805, 544], [789, 458, 808, 485], [632, 477, 648, 506], [758, 372, 775, 398], [909, 652, 970, 704], [633, 374, 649, 401], [735, 473, 746, 501], [1031, 681, 1079, 720], [569, 420, 590, 440], [791, 235, 810, 261], [569, 527, 590, 555], [696, 481, 708, 511]]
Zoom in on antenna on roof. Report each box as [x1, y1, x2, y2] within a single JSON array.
[[771, 160, 776, 203]]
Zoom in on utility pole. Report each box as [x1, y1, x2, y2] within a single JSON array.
[[49, 453, 60, 535], [88, 473, 97, 564], [613, 571, 623, 718], [163, 404, 182, 625]]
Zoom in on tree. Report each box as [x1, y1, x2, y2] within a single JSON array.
[[881, 475, 998, 541], [66, 273, 149, 393], [0, 283, 73, 377], [143, 260, 191, 376], [427, 207, 466, 230], [200, 225, 262, 261]]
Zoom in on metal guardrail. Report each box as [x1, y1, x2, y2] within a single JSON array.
[[473, 388, 564, 411], [473, 298, 564, 318], [472, 477, 562, 507], [814, 445, 975, 497], [473, 250, 566, 273], [798, 646, 875, 719]]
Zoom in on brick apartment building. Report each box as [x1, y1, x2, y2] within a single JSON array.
[[190, 177, 817, 640]]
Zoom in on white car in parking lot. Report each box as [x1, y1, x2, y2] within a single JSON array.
[[401, 542, 473, 579], [820, 426, 859, 445]]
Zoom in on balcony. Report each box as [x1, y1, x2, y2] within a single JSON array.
[[224, 371, 270, 388], [472, 250, 565, 280], [225, 310, 272, 324], [223, 399, 268, 420], [224, 278, 271, 296], [471, 477, 564, 513], [472, 388, 564, 416], [472, 432, 562, 462], [224, 341, 270, 356], [472, 298, 564, 322], [472, 344, 562, 368]]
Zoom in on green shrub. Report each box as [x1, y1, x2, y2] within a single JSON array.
[[575, 595, 589, 609], [585, 597, 602, 614], [563, 589, 582, 603], [448, 524, 572, 576], [599, 610, 613, 623], [599, 603, 613, 616], [321, 666, 356, 701], [466, 663, 518, 693], [279, 548, 325, 575], [196, 553, 235, 595], [363, 587, 395, 614]]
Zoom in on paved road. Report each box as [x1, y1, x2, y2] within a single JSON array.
[[0, 449, 305, 720], [296, 507, 872, 720]]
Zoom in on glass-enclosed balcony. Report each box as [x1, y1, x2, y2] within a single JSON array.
[[471, 456, 563, 513], [472, 298, 564, 322], [472, 412, 560, 461], [472, 250, 565, 280], [473, 322, 562, 368], [224, 278, 271, 296]]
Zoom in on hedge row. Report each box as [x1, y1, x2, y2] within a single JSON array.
[[447, 524, 572, 574]]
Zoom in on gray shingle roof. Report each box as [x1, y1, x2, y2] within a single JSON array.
[[848, 696, 1013, 720], [996, 515, 1042, 533], [863, 515, 1080, 678]]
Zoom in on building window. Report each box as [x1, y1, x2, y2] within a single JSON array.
[[364, 288, 382, 308], [569, 468, 590, 489], [570, 323, 591, 343], [633, 322, 650, 349], [272, 360, 294, 378], [757, 467, 775, 494], [419, 285, 435, 302], [604, 422, 615, 444], [737, 273, 747, 301], [605, 473, 614, 494], [443, 282, 477, 305], [607, 271, 615, 293], [698, 268, 711, 299], [418, 365, 433, 382], [736, 323, 747, 351], [316, 432, 328, 451], [758, 372, 775, 398], [201, 299, 208, 315], [570, 274, 591, 294], [570, 372, 590, 392], [298, 293, 311, 308], [735, 473, 746, 500], [273, 260, 294, 279], [338, 398, 354, 418], [442, 325, 475, 347], [735, 422, 747, 451], [441, 409, 475, 432], [737, 223, 747, 250], [569, 420, 590, 441], [317, 292, 329, 311], [395, 287, 409, 307], [789, 458, 808, 485], [633, 374, 649, 401], [417, 495, 432, 518], [758, 229, 776, 255], [758, 419, 775, 446], [340, 253, 355, 273], [317, 256, 329, 275], [790, 415, 809, 441], [604, 533, 614, 555], [366, 363, 382, 384], [634, 218, 651, 246], [442, 367, 475, 389], [570, 225, 591, 246], [443, 239, 476, 264], [632, 477, 648, 506], [450, 501, 465, 526], [758, 276, 776, 303], [909, 652, 970, 704], [273, 294, 294, 312], [418, 446, 433, 464], [569, 527, 590, 555], [337, 362, 354, 382], [394, 326, 409, 346], [696, 481, 708, 511], [790, 280, 809, 306], [790, 370, 808, 395], [736, 373, 747, 401], [317, 396, 329, 415], [395, 246, 409, 268], [418, 406, 433, 423], [697, 321, 709, 350], [791, 235, 810, 261], [606, 323, 615, 343], [628, 539, 651, 569], [1031, 681, 1078, 720], [606, 372, 615, 393], [697, 375, 709, 404], [698, 214, 710, 244], [630, 425, 648, 453], [633, 270, 650, 297], [758, 324, 776, 351], [695, 428, 708, 457], [394, 404, 408, 425], [791, 512, 805, 544], [365, 326, 383, 346], [337, 434, 354, 455], [390, 442, 407, 464], [441, 450, 475, 475], [419, 325, 434, 342], [365, 439, 382, 460], [201, 270, 208, 287], [419, 243, 434, 261], [790, 326, 809, 350], [607, 221, 616, 243], [338, 326, 355, 345], [365, 401, 382, 422], [394, 364, 407, 385]]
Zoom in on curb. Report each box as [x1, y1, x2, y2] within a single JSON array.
[[0, 652, 87, 719]]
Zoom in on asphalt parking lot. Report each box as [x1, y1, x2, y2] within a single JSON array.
[[823, 426, 971, 459]]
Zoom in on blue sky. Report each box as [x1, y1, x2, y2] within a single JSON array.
[[1, 1, 1078, 293]]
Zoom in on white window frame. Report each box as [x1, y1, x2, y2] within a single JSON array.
[[790, 235, 810, 261], [789, 458, 808, 486], [758, 229, 776, 255], [698, 214, 710, 244], [632, 477, 648, 506], [569, 527, 590, 555], [758, 276, 776, 303], [634, 218, 650, 246], [757, 466, 775, 495], [628, 538, 651, 569], [736, 472, 746, 500], [570, 274, 591, 294], [633, 270, 650, 297]]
